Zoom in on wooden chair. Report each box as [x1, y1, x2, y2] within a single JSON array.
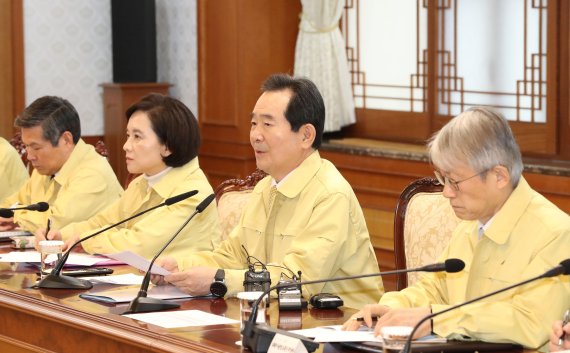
[[393, 177, 461, 290], [214, 169, 267, 240], [95, 140, 109, 158], [9, 132, 30, 173]]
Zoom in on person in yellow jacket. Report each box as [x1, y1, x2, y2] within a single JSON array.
[[39, 94, 221, 259], [343, 107, 570, 350], [0, 96, 123, 233], [0, 137, 29, 202], [152, 74, 383, 309]]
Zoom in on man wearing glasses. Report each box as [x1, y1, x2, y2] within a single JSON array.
[[343, 107, 570, 350]]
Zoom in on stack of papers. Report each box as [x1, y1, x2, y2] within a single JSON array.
[[0, 230, 34, 242], [124, 310, 239, 328], [80, 273, 144, 285], [0, 230, 32, 240], [0, 251, 119, 267], [79, 284, 193, 304], [290, 326, 447, 344], [291, 325, 381, 343]]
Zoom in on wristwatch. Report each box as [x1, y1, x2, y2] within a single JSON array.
[[210, 269, 227, 297]]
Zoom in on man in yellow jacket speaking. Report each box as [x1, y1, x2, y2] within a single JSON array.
[[153, 74, 384, 310]]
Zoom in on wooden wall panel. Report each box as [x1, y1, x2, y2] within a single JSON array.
[[0, 0, 24, 138], [198, 0, 301, 178]]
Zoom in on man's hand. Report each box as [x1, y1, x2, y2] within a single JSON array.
[[374, 307, 432, 338], [164, 266, 217, 296], [34, 228, 64, 250], [62, 233, 80, 251], [549, 320, 570, 352], [0, 216, 17, 231], [151, 257, 180, 286], [343, 305, 432, 338], [342, 304, 391, 332]]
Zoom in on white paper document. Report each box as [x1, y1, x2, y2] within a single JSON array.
[[0, 230, 32, 239], [291, 325, 381, 343], [80, 273, 144, 285], [105, 250, 170, 276], [79, 284, 192, 303], [124, 309, 239, 328], [0, 251, 115, 266], [291, 325, 447, 344]]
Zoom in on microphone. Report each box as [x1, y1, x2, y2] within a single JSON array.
[[36, 190, 198, 290], [0, 202, 50, 218], [417, 258, 465, 273], [401, 259, 570, 353], [124, 193, 216, 314], [241, 259, 466, 353]]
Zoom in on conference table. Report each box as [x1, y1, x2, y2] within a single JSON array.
[[0, 244, 358, 353], [0, 244, 528, 353]]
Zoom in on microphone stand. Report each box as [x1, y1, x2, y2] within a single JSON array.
[[0, 202, 50, 218], [36, 190, 198, 290], [242, 259, 465, 353], [401, 259, 570, 353], [124, 193, 216, 314]]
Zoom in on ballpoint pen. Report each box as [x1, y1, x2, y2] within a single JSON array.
[[559, 309, 569, 346], [45, 218, 51, 238]]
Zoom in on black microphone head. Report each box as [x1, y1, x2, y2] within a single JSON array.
[[165, 190, 198, 206], [31, 202, 50, 212], [196, 193, 216, 213], [444, 258, 465, 273], [0, 209, 14, 218], [560, 259, 570, 275]]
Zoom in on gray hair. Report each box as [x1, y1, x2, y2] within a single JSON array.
[[15, 96, 81, 146], [427, 106, 523, 187]]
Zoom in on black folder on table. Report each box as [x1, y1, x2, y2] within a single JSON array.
[[341, 340, 522, 353]]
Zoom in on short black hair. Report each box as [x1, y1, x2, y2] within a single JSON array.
[[15, 96, 81, 145], [261, 74, 325, 149], [125, 93, 200, 167]]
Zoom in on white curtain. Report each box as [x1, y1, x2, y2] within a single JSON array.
[[294, 0, 356, 132]]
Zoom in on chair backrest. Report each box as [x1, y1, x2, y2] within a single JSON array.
[[393, 177, 460, 290], [95, 140, 109, 158], [215, 169, 267, 240], [9, 132, 30, 173]]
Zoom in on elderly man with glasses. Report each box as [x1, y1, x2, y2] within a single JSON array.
[[343, 107, 570, 350]]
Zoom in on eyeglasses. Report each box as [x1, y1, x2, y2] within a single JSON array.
[[434, 169, 489, 191]]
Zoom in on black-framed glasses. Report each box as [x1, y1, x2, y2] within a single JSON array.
[[434, 169, 489, 191]]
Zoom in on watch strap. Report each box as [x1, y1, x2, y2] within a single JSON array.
[[214, 269, 225, 282]]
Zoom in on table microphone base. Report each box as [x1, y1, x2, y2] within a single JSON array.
[[125, 296, 180, 314], [37, 274, 93, 290], [242, 322, 319, 353]]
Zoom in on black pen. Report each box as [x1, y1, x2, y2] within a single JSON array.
[[559, 309, 569, 346], [45, 218, 51, 237]]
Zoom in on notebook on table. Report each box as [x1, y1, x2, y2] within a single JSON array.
[[0, 230, 32, 241]]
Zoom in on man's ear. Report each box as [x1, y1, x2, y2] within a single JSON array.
[[60, 131, 74, 146], [301, 124, 316, 147], [493, 165, 511, 189]]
